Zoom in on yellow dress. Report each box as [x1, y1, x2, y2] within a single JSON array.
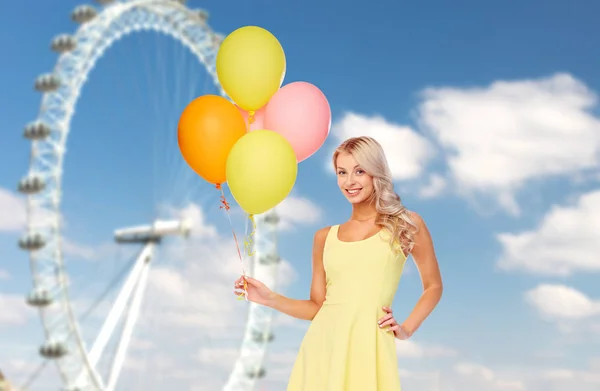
[[287, 224, 407, 391]]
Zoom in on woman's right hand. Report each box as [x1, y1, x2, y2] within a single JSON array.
[[234, 275, 276, 306]]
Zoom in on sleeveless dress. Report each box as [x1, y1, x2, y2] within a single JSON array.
[[286, 224, 408, 391]]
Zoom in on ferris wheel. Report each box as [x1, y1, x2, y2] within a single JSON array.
[[17, 1, 282, 390]]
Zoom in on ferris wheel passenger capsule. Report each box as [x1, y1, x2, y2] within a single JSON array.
[[71, 5, 97, 24], [24, 121, 51, 140], [196, 9, 209, 21], [18, 232, 46, 251], [264, 212, 280, 224], [34, 74, 61, 93], [251, 329, 274, 343], [51, 34, 77, 53], [39, 340, 68, 359], [245, 366, 266, 379], [18, 175, 45, 194], [259, 253, 281, 265], [26, 288, 53, 307]]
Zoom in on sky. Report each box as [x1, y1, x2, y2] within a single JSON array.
[[1, 0, 600, 390]]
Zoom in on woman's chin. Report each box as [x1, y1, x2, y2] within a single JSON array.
[[345, 195, 368, 205]]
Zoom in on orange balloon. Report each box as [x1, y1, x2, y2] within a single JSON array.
[[178, 95, 246, 184]]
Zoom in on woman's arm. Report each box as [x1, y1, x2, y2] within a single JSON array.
[[400, 212, 443, 336], [264, 227, 329, 320]]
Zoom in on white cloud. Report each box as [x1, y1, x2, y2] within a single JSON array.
[[0, 188, 26, 232], [63, 238, 122, 263], [418, 73, 600, 213], [0, 269, 10, 280], [108, 202, 298, 390], [261, 357, 600, 391], [0, 186, 114, 266], [449, 362, 600, 391], [590, 357, 600, 372], [397, 361, 600, 391], [329, 112, 436, 181], [275, 195, 323, 230], [196, 347, 243, 370], [496, 190, 600, 276], [519, 366, 600, 391], [0, 187, 60, 235], [418, 173, 447, 198], [525, 284, 600, 320], [397, 369, 442, 391], [0, 357, 60, 391], [162, 202, 218, 238], [396, 339, 458, 359], [453, 362, 526, 390], [541, 368, 600, 383], [0, 201, 299, 391], [259, 348, 303, 390], [0, 294, 35, 327]]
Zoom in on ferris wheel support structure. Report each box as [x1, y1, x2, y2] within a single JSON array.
[[224, 210, 281, 390], [18, 1, 281, 390]]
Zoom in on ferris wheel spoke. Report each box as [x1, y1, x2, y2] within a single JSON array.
[[87, 245, 151, 367], [106, 257, 151, 391]]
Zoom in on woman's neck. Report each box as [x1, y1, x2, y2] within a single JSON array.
[[350, 202, 378, 222]]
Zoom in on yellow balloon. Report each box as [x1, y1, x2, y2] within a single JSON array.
[[216, 26, 286, 111], [226, 130, 297, 215]]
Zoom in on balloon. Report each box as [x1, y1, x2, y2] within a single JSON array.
[[237, 106, 265, 132], [226, 130, 297, 215], [178, 95, 246, 184], [216, 26, 286, 111], [264, 81, 331, 162]]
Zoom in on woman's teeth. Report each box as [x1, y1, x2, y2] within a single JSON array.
[[347, 189, 361, 195]]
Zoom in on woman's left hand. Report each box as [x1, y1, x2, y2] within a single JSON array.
[[378, 306, 412, 340]]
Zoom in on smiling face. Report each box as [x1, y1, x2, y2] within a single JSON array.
[[335, 151, 375, 204]]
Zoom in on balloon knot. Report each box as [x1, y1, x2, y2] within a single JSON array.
[[219, 194, 230, 211], [248, 110, 256, 124], [215, 183, 230, 210]]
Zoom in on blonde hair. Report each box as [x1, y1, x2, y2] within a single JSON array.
[[333, 136, 418, 255]]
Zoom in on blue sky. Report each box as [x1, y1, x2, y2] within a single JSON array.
[[1, 0, 600, 390]]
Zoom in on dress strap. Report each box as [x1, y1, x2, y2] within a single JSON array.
[[331, 225, 340, 239], [324, 225, 339, 248]]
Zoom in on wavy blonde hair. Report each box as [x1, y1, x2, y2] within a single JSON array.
[[333, 136, 418, 255]]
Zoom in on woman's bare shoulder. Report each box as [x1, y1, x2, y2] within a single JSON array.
[[314, 226, 333, 244], [407, 210, 425, 227]]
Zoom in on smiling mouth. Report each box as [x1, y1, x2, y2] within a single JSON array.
[[346, 188, 362, 196]]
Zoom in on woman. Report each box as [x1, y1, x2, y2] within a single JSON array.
[[233, 136, 443, 390]]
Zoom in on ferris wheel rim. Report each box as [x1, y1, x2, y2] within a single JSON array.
[[27, 2, 221, 388], [21, 1, 280, 390]]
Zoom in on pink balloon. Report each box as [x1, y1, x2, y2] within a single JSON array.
[[264, 81, 331, 162], [236, 105, 265, 132]]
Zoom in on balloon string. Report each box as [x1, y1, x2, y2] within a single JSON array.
[[215, 183, 248, 301], [244, 214, 256, 257]]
